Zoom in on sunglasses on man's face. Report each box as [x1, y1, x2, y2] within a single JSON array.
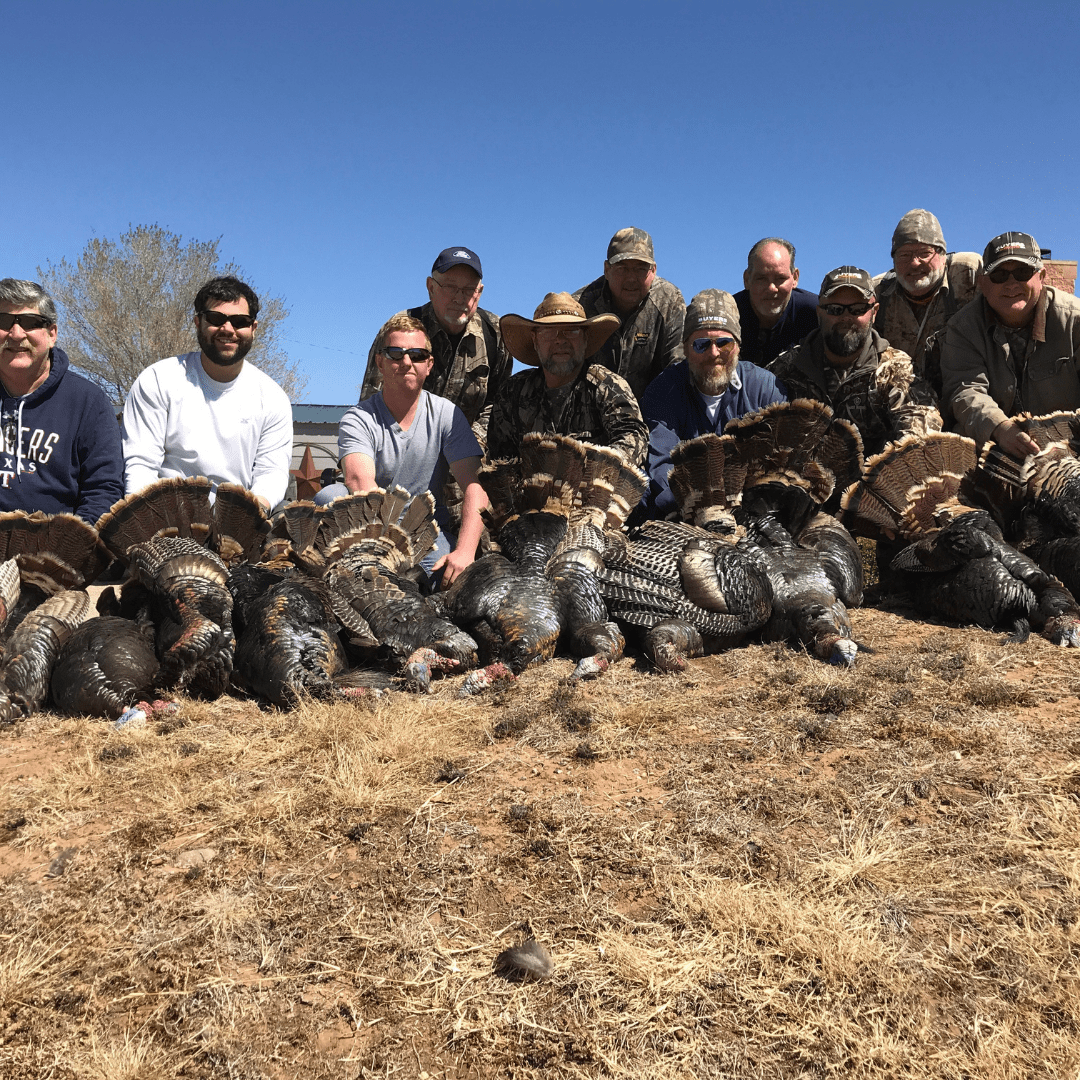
[[199, 310, 256, 329], [0, 312, 53, 332], [689, 336, 737, 354], [820, 302, 875, 317], [986, 265, 1038, 285], [381, 347, 432, 363]]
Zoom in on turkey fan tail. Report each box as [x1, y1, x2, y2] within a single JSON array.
[[670, 434, 739, 527], [519, 433, 585, 513], [97, 477, 214, 559], [0, 558, 20, 634], [212, 484, 272, 564], [0, 511, 108, 587], [479, 457, 523, 530], [575, 444, 648, 531], [1013, 409, 1080, 452], [275, 500, 320, 553]]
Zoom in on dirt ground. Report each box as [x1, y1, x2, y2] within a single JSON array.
[[1, 599, 1079, 1079]]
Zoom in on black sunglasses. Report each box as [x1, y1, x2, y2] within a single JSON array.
[[199, 310, 256, 329], [0, 312, 53, 332], [987, 265, 1038, 285], [381, 347, 432, 363], [820, 302, 875, 317]]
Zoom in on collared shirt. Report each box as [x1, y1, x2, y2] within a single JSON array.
[[360, 303, 511, 439], [486, 361, 648, 467], [734, 287, 820, 368], [640, 359, 786, 518], [572, 275, 685, 400], [768, 329, 941, 456]]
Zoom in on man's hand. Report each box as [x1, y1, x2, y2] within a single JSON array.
[[991, 419, 1040, 460], [433, 547, 474, 588]]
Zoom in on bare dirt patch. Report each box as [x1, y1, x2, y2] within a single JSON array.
[[1, 606, 1079, 1078]]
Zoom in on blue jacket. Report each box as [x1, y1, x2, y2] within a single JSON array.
[[734, 287, 819, 368], [0, 347, 124, 523], [640, 360, 786, 518]]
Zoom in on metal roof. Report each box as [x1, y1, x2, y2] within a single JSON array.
[[291, 404, 352, 423]]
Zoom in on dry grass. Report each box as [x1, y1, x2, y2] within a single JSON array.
[[1, 607, 1080, 1078]]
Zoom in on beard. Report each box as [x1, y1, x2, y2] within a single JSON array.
[[823, 324, 870, 358], [691, 362, 737, 396], [197, 325, 254, 368], [540, 354, 581, 379], [898, 261, 946, 297]]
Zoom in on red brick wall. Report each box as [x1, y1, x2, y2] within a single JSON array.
[[1044, 260, 1077, 295]]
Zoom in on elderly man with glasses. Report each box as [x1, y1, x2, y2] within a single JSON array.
[[122, 275, 293, 511], [359, 247, 510, 443], [768, 267, 941, 456], [485, 292, 648, 467], [942, 232, 1080, 458], [318, 314, 486, 589], [639, 290, 785, 518], [872, 209, 981, 397], [0, 278, 123, 522]]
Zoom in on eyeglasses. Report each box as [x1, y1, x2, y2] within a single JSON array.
[[689, 336, 737, 355], [986, 265, 1038, 285], [381, 347, 432, 363], [431, 280, 481, 302], [895, 247, 941, 264], [820, 302, 875, 317], [0, 313, 53, 332], [534, 326, 584, 339], [199, 310, 256, 329]]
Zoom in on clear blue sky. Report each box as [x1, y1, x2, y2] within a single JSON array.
[[7, 1, 1080, 403]]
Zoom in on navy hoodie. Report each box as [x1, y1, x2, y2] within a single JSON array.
[[0, 347, 124, 523]]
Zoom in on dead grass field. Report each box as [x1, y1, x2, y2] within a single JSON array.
[[2, 599, 1080, 1079]]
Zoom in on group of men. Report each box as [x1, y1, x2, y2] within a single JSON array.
[[1, 208, 1077, 591]]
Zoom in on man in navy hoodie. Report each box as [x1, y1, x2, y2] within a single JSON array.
[[0, 279, 123, 523], [640, 289, 786, 519]]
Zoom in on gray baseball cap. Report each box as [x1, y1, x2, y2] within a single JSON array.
[[982, 232, 1043, 274], [683, 289, 741, 343]]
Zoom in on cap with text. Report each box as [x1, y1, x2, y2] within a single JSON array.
[[981, 232, 1042, 275], [431, 246, 483, 277], [683, 289, 742, 344], [819, 266, 876, 302]]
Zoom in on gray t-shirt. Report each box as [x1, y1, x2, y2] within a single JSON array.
[[337, 390, 481, 526]]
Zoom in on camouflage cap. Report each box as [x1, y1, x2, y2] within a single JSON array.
[[982, 232, 1043, 274], [683, 289, 741, 344], [431, 246, 483, 277], [606, 227, 656, 266], [819, 266, 876, 302], [891, 209, 946, 255]]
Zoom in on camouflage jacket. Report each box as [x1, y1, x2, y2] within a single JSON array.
[[768, 329, 942, 457], [572, 275, 685, 400], [485, 361, 649, 467], [360, 303, 511, 440], [872, 252, 981, 394]]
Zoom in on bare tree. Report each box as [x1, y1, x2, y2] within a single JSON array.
[[38, 225, 308, 403]]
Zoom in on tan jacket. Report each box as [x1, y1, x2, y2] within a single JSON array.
[[942, 287, 1080, 446]]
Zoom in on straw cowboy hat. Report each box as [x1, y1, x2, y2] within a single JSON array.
[[500, 292, 620, 366]]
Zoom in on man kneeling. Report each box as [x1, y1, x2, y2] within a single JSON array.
[[318, 315, 486, 588]]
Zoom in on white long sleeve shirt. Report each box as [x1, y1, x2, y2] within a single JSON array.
[[122, 353, 293, 508]]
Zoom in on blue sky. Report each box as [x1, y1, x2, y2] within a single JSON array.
[[8, 1, 1080, 403]]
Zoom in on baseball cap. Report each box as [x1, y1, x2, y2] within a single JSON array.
[[683, 289, 742, 343], [606, 227, 655, 266], [819, 266, 875, 301], [891, 209, 946, 255], [982, 232, 1042, 275], [431, 246, 483, 277]]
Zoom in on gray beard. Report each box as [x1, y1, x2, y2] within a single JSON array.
[[823, 325, 870, 358], [693, 367, 736, 395], [900, 262, 946, 296], [540, 356, 581, 379]]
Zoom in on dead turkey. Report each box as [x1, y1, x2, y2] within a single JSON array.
[[602, 400, 865, 669], [840, 431, 1080, 647], [972, 410, 1080, 601], [442, 434, 646, 679]]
